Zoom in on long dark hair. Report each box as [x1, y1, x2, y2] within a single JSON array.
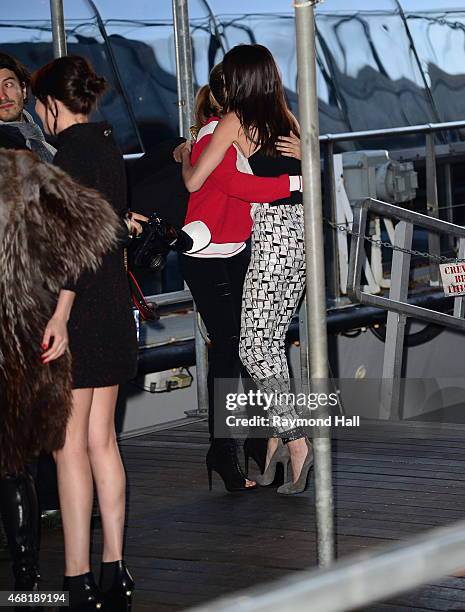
[[222, 44, 298, 156], [31, 55, 106, 133]]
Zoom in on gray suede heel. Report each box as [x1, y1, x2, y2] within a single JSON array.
[[256, 440, 290, 486], [277, 439, 313, 495]]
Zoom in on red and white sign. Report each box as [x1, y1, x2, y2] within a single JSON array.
[[439, 263, 465, 296]]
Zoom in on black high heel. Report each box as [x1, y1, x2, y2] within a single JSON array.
[[99, 560, 134, 612], [206, 441, 257, 492], [0, 471, 42, 610], [63, 572, 103, 610], [243, 438, 267, 475]]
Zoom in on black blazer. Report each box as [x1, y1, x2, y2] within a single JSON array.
[[127, 137, 189, 229], [0, 125, 28, 151]]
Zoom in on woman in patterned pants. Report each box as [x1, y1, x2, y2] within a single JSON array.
[[181, 44, 312, 494]]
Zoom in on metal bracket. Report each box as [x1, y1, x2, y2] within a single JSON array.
[[380, 221, 413, 420]]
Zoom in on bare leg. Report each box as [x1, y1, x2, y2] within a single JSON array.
[[265, 438, 279, 470], [287, 438, 310, 482], [88, 385, 125, 562], [54, 388, 94, 576]]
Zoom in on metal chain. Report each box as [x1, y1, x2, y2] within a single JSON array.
[[326, 219, 465, 264]]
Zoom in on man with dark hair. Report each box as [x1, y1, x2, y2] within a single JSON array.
[[0, 51, 54, 160], [0, 51, 55, 604]]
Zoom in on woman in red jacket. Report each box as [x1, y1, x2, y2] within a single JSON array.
[[179, 47, 312, 496], [179, 64, 303, 492]]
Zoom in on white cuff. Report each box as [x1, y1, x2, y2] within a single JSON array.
[[289, 175, 302, 192], [182, 221, 211, 253]]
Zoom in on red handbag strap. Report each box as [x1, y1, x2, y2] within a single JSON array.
[[128, 270, 157, 321]]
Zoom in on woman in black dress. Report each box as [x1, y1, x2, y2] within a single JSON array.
[[31, 56, 138, 611], [0, 148, 122, 608]]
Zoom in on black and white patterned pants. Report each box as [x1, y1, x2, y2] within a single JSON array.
[[239, 204, 306, 440]]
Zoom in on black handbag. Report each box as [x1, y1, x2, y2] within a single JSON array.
[[131, 212, 193, 272]]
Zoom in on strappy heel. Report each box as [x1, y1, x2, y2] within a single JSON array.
[[277, 438, 313, 495], [206, 440, 257, 492], [255, 440, 290, 486]]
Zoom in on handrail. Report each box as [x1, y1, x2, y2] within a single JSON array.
[[145, 288, 191, 307], [347, 197, 465, 330], [319, 118, 465, 143], [186, 519, 465, 612]]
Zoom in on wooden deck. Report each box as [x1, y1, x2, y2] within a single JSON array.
[[2, 418, 465, 611]]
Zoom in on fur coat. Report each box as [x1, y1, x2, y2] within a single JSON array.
[[0, 149, 120, 475]]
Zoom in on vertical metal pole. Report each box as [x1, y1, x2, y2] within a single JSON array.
[[50, 0, 67, 58], [380, 221, 413, 420], [294, 0, 335, 566], [323, 141, 340, 306], [444, 163, 454, 250], [172, 0, 195, 138], [172, 0, 209, 417], [454, 238, 465, 319], [299, 296, 310, 391], [426, 132, 440, 285]]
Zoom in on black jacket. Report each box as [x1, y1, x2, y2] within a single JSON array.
[[0, 124, 28, 151], [127, 137, 189, 229]]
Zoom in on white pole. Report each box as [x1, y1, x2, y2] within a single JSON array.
[[294, 0, 335, 566], [172, 0, 209, 417], [50, 0, 67, 58]]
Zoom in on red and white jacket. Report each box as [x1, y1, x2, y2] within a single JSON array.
[[184, 118, 293, 258]]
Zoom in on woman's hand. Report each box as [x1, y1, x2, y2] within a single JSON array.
[[127, 211, 148, 236], [41, 316, 68, 364], [276, 131, 301, 160], [41, 289, 74, 364], [173, 141, 192, 163]]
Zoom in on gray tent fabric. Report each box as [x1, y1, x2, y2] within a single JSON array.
[[4, 8, 465, 152]]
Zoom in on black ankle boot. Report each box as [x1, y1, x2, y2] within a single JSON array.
[[99, 560, 134, 612], [206, 440, 257, 492], [0, 472, 41, 587], [243, 437, 268, 474], [63, 572, 103, 610]]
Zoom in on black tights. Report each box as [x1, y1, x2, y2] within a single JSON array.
[[180, 250, 250, 440]]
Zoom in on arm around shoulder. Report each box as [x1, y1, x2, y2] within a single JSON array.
[[182, 114, 242, 193]]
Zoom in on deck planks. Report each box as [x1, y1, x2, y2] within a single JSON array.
[[1, 418, 465, 610]]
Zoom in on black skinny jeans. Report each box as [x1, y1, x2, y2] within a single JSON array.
[[180, 249, 250, 440]]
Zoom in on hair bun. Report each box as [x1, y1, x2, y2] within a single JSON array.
[[79, 75, 106, 100], [85, 75, 106, 97], [31, 55, 106, 117]]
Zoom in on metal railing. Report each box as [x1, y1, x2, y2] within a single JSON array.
[[186, 519, 465, 612], [348, 196, 465, 419], [347, 197, 465, 330], [322, 118, 465, 305]]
